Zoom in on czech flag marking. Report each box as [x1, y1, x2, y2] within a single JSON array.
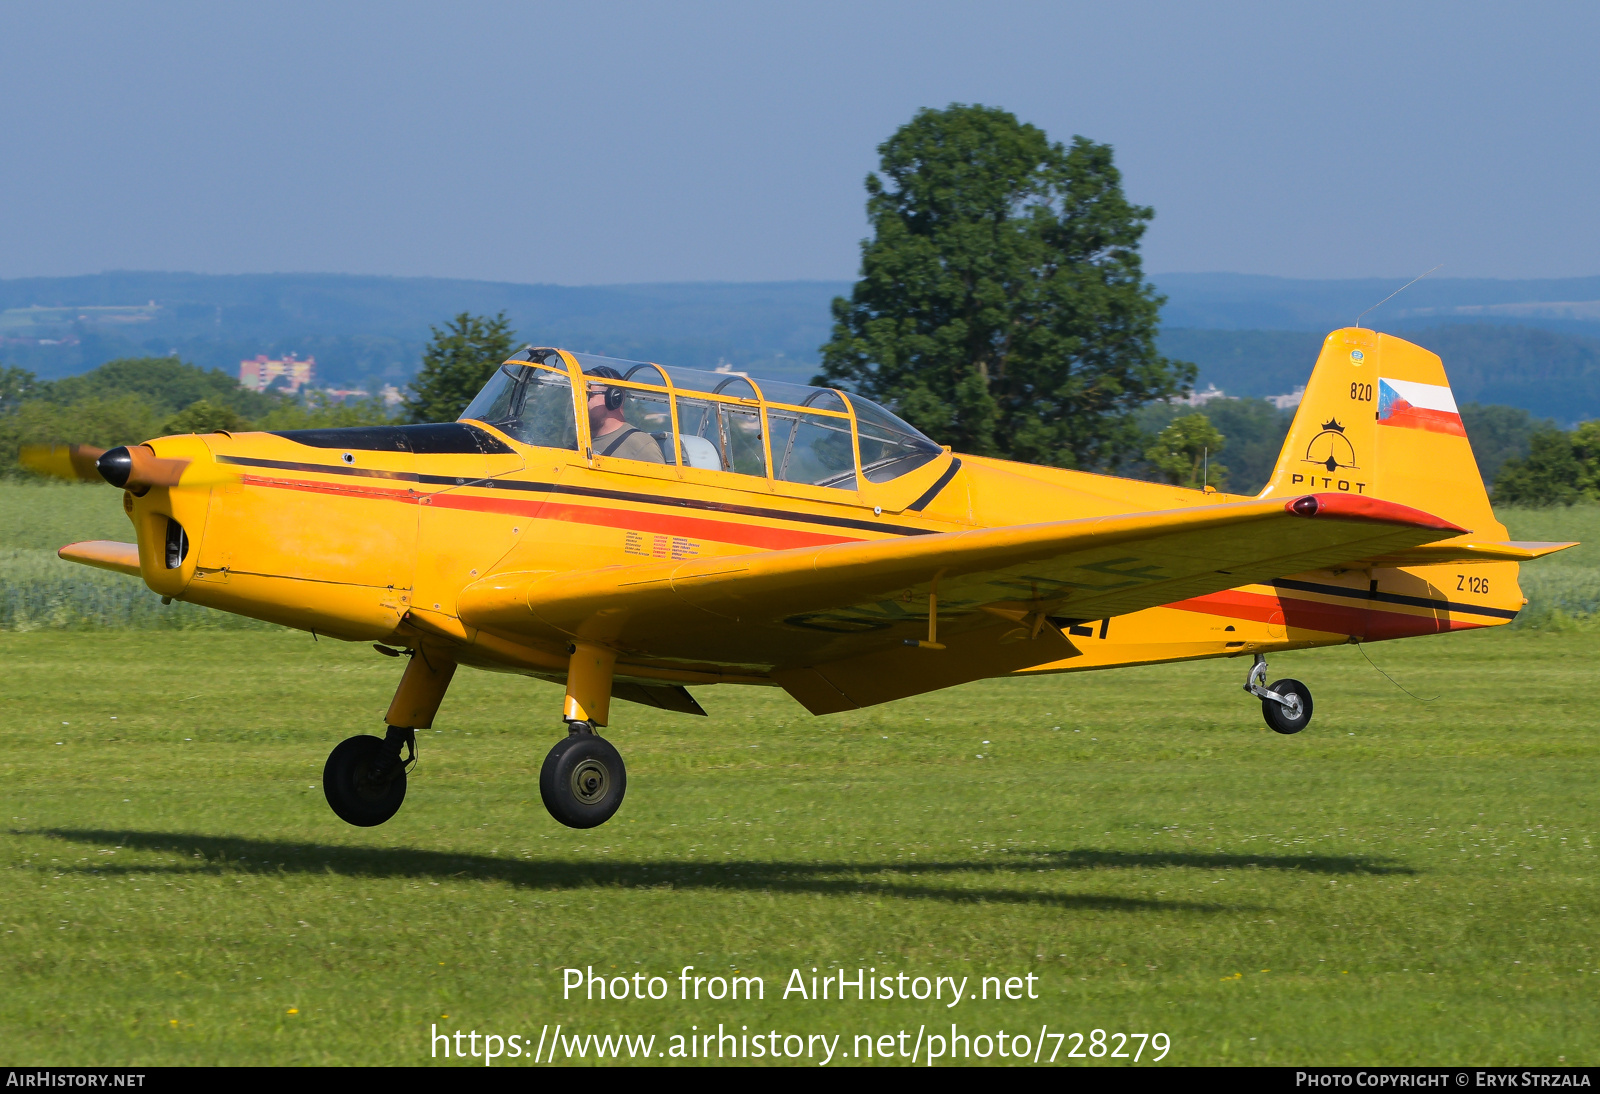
[[1377, 378, 1465, 437]]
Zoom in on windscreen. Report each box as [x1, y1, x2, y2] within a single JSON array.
[[459, 365, 579, 450], [847, 394, 944, 483]]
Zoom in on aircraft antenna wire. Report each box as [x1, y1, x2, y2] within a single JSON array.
[[1355, 640, 1439, 702], [1355, 264, 1443, 329]]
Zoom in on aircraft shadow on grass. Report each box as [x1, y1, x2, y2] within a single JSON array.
[[29, 828, 1411, 913], [1039, 849, 1415, 876]]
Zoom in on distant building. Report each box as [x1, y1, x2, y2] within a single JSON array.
[[1172, 384, 1230, 407], [240, 354, 315, 394], [1265, 386, 1305, 410]]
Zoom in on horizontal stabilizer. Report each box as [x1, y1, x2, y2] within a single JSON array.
[[59, 540, 141, 577], [1363, 539, 1579, 566]]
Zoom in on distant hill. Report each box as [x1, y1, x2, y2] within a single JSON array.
[[1152, 272, 1600, 339], [3, 271, 1600, 422], [1160, 324, 1600, 424], [0, 273, 849, 389]]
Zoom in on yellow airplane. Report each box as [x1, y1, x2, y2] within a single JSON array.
[[27, 328, 1573, 831]]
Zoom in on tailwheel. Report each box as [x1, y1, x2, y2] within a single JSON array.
[[1244, 654, 1313, 735], [540, 725, 627, 829], [1261, 679, 1313, 735], [323, 727, 413, 827]]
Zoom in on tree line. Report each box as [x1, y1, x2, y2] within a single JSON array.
[[0, 358, 391, 476], [1491, 422, 1600, 506], [0, 313, 514, 476]]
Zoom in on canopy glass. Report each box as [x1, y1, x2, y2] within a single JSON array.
[[460, 348, 944, 488]]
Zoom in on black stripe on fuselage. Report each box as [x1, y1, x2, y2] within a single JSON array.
[[907, 458, 962, 511], [1270, 577, 1519, 620], [268, 422, 515, 454], [214, 454, 938, 537], [495, 478, 938, 536], [219, 454, 417, 481]]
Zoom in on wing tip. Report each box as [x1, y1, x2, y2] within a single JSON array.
[[59, 539, 142, 576]]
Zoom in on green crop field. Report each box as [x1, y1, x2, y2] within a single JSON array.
[[1, 482, 1597, 1066]]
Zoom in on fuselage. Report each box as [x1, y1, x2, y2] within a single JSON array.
[[123, 410, 1524, 695]]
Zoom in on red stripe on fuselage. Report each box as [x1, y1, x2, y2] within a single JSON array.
[[527, 500, 856, 549], [239, 474, 861, 550], [239, 474, 417, 502]]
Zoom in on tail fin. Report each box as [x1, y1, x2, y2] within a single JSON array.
[[1261, 327, 1505, 538]]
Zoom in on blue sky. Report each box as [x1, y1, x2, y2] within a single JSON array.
[[1, 1, 1596, 284]]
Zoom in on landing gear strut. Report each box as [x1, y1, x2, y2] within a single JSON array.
[[1245, 653, 1313, 734], [323, 644, 456, 828], [320, 636, 635, 830], [539, 640, 628, 829]]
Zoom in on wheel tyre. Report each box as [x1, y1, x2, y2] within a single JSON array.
[[323, 734, 407, 827], [540, 733, 627, 829], [1261, 679, 1313, 735]]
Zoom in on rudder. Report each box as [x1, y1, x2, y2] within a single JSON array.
[[1261, 327, 1505, 539]]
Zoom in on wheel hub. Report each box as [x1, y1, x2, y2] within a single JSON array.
[[354, 759, 395, 802], [569, 758, 610, 804]]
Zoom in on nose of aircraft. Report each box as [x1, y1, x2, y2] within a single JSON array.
[[92, 443, 223, 491], [97, 446, 134, 488]]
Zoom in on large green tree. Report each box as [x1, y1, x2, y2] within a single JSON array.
[[817, 104, 1192, 468], [403, 312, 516, 424]]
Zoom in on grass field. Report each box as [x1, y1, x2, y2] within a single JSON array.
[[1, 482, 1597, 1066]]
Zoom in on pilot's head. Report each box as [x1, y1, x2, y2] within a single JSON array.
[[584, 365, 626, 430]]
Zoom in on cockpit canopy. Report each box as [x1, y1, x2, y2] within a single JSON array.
[[459, 348, 944, 489]]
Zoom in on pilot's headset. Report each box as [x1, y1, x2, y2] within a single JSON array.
[[585, 365, 626, 411]]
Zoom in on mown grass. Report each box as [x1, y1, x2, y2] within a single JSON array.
[[1, 480, 1595, 1065], [2, 626, 1597, 1066], [1494, 504, 1600, 627]]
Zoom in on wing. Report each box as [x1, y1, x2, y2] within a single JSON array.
[[460, 493, 1463, 709]]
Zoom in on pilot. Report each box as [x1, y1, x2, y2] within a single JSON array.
[[585, 366, 665, 464]]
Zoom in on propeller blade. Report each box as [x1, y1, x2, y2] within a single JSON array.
[[19, 443, 109, 483]]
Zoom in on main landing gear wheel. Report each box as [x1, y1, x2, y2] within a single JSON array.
[[540, 726, 627, 829], [323, 729, 412, 827], [1260, 678, 1313, 735]]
